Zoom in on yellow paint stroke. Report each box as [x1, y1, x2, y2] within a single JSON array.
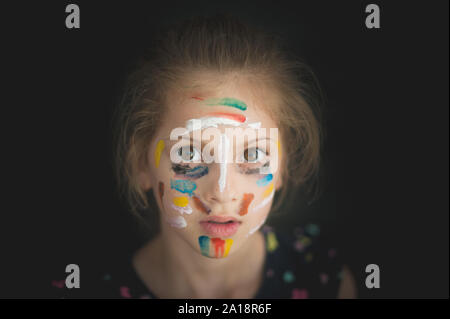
[[154, 140, 165, 168], [267, 231, 279, 252], [305, 252, 313, 263], [263, 182, 274, 198], [173, 196, 189, 207], [277, 140, 282, 162], [223, 239, 233, 257]]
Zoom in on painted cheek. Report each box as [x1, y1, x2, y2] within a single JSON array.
[[158, 181, 164, 203], [193, 195, 211, 214], [256, 174, 273, 187], [154, 140, 165, 168], [263, 182, 274, 198], [173, 196, 189, 207], [170, 179, 197, 196], [239, 193, 255, 216]]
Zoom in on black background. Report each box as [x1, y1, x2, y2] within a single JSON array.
[[1, 0, 448, 298]]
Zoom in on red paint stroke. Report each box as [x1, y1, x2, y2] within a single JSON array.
[[239, 193, 255, 216], [207, 112, 246, 123], [191, 96, 204, 101], [158, 181, 164, 202], [211, 238, 225, 258], [193, 195, 211, 214]]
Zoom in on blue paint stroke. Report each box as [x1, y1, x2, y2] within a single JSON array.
[[170, 179, 197, 196], [184, 166, 209, 179], [256, 174, 273, 187], [198, 236, 210, 257]]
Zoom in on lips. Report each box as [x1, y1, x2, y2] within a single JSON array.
[[199, 216, 241, 237]]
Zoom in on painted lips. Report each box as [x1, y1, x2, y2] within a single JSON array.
[[199, 216, 241, 237]]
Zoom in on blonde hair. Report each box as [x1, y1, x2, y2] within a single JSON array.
[[113, 14, 323, 218]]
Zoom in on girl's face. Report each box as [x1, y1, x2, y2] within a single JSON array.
[[141, 74, 283, 259]]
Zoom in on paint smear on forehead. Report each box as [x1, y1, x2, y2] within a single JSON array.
[[193, 97, 247, 111], [185, 116, 260, 132]]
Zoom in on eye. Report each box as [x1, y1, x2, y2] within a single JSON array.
[[243, 147, 266, 163], [177, 145, 201, 162]]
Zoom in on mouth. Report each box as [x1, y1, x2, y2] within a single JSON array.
[[199, 216, 241, 237]]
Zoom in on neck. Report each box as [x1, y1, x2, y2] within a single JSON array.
[[154, 221, 265, 298]]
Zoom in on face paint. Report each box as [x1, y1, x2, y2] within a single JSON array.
[[170, 179, 197, 196], [198, 235, 210, 256], [172, 164, 209, 179], [200, 97, 247, 111], [165, 215, 187, 228], [207, 112, 246, 123], [193, 195, 211, 214], [256, 174, 273, 187], [172, 196, 189, 207], [170, 203, 193, 215], [218, 134, 230, 192], [247, 216, 268, 237], [158, 181, 164, 203], [239, 193, 255, 216], [198, 236, 233, 258], [241, 161, 270, 175], [154, 140, 165, 168], [185, 117, 260, 132], [251, 190, 274, 213], [263, 182, 274, 198]]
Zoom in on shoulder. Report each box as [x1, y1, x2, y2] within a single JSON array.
[[260, 223, 347, 298]]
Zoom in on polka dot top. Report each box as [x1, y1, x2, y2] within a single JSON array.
[[51, 223, 344, 299]]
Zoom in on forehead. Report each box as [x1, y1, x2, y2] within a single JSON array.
[[158, 72, 280, 133]]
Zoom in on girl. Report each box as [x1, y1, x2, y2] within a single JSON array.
[[54, 14, 356, 299]]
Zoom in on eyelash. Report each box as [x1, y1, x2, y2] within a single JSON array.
[[173, 145, 269, 167]]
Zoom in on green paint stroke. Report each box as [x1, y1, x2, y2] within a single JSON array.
[[204, 98, 247, 111]]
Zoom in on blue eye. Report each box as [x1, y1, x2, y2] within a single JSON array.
[[177, 145, 201, 162], [244, 148, 266, 163]]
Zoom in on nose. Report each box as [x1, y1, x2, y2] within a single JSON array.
[[202, 163, 239, 204]]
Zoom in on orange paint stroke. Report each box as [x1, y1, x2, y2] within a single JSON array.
[[211, 238, 225, 258], [158, 181, 164, 202], [239, 193, 255, 216], [193, 196, 211, 214], [206, 112, 246, 123], [191, 96, 204, 101]]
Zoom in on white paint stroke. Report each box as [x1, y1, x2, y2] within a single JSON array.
[[251, 190, 275, 213], [170, 203, 193, 215], [185, 117, 261, 132], [247, 217, 268, 237], [165, 215, 187, 228], [218, 133, 230, 192]]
